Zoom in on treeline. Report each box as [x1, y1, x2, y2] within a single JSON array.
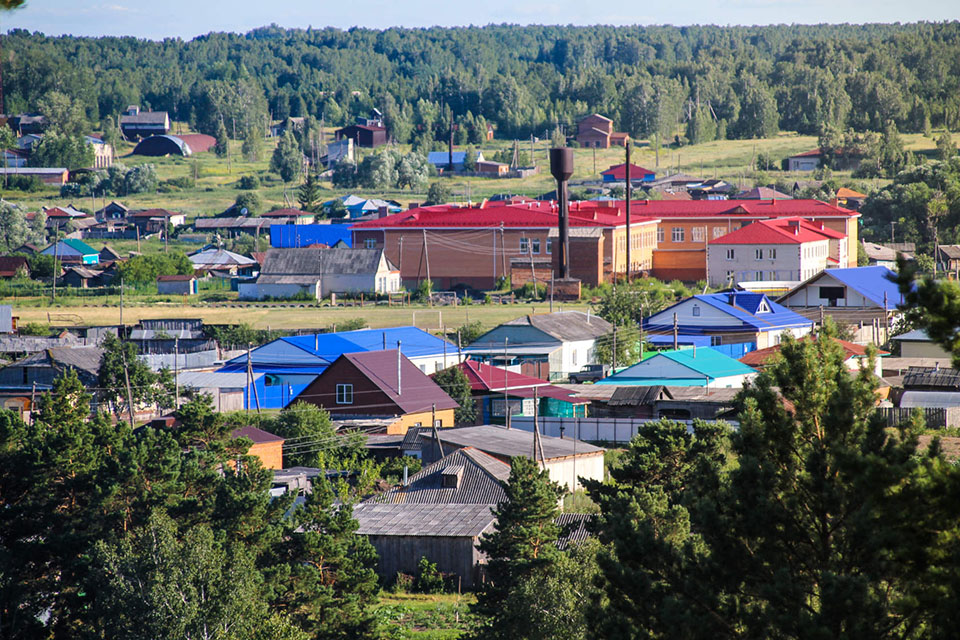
[[4, 22, 960, 148]]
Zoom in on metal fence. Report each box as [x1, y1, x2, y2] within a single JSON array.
[[876, 407, 960, 429]]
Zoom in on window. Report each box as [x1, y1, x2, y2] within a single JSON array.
[[671, 227, 685, 243], [434, 419, 442, 427], [711, 336, 722, 346], [336, 383, 353, 404], [726, 249, 735, 260], [692, 226, 704, 242], [364, 238, 376, 249], [726, 270, 734, 280], [755, 271, 763, 280], [519, 237, 529, 253], [692, 304, 701, 317], [531, 238, 541, 254], [768, 248, 777, 259], [546, 239, 553, 254], [755, 249, 763, 260], [657, 227, 665, 243], [713, 226, 725, 239]]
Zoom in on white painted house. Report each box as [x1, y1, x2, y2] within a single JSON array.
[[707, 218, 845, 287], [239, 247, 400, 301]]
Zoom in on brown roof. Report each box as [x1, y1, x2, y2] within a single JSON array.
[[0, 256, 29, 276], [341, 349, 458, 414], [176, 133, 216, 153], [130, 208, 180, 218], [262, 207, 312, 218], [156, 274, 196, 281], [231, 426, 284, 444], [740, 336, 887, 368]]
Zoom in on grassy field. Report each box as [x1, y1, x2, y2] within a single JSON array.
[[376, 591, 474, 639], [12, 300, 592, 332], [2, 127, 944, 225]]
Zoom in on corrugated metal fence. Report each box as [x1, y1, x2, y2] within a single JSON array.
[[876, 407, 960, 428]]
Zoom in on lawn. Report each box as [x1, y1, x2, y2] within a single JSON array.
[[11, 300, 592, 332], [376, 591, 475, 639]]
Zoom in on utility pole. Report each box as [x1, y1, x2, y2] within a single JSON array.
[[431, 402, 445, 457], [247, 344, 261, 414], [121, 347, 136, 428], [422, 229, 432, 305], [503, 337, 510, 429], [119, 276, 124, 327], [174, 337, 180, 410], [673, 312, 678, 350], [51, 223, 59, 303], [612, 325, 618, 371], [625, 141, 632, 283]]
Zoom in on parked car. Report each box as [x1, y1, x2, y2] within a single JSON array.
[[568, 364, 611, 383]]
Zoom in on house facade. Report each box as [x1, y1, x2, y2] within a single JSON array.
[[295, 350, 458, 434], [119, 106, 171, 139], [334, 124, 387, 148], [239, 247, 400, 301], [576, 114, 629, 148], [706, 218, 844, 287]]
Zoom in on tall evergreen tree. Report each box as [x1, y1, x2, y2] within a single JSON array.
[[297, 171, 322, 213], [470, 456, 565, 640], [214, 120, 230, 158], [432, 366, 477, 425]]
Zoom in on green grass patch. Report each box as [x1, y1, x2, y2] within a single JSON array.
[[376, 591, 474, 639]]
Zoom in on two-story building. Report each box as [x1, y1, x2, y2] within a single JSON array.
[[706, 217, 846, 287]]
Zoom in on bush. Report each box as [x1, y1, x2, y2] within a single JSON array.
[[414, 556, 444, 594], [238, 175, 260, 190], [516, 281, 545, 300], [5, 175, 43, 192], [18, 322, 50, 336], [392, 572, 415, 593], [234, 191, 262, 216], [413, 279, 433, 302], [381, 455, 423, 484]]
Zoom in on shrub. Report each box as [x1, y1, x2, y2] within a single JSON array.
[[238, 175, 260, 190], [392, 572, 414, 593], [413, 556, 444, 594], [5, 175, 43, 192]]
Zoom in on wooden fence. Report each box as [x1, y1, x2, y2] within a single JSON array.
[[876, 407, 960, 428]]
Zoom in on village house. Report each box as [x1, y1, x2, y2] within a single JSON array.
[[128, 209, 186, 234], [0, 257, 29, 279], [601, 163, 655, 184], [231, 426, 284, 470], [706, 217, 846, 287], [238, 247, 400, 301], [0, 346, 103, 419], [295, 349, 459, 434], [597, 347, 757, 388], [84, 135, 113, 168], [465, 311, 613, 381], [119, 105, 170, 140], [740, 335, 887, 378], [0, 167, 68, 185], [377, 447, 510, 505], [218, 326, 462, 409], [41, 238, 100, 265], [177, 371, 261, 412], [188, 247, 259, 276], [576, 113, 629, 148], [787, 149, 824, 172], [426, 150, 485, 173], [776, 266, 906, 344], [95, 201, 130, 221], [156, 274, 198, 295], [334, 123, 387, 148], [440, 359, 589, 425], [644, 292, 813, 351]]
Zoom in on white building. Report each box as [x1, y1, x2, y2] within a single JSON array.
[[239, 247, 400, 301], [707, 217, 845, 287]]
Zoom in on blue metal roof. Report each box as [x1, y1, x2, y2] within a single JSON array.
[[813, 266, 906, 308], [428, 151, 467, 165], [645, 293, 811, 335], [269, 224, 353, 249], [597, 347, 756, 386], [219, 326, 455, 375]]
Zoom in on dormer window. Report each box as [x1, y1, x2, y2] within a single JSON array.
[[757, 300, 770, 313]]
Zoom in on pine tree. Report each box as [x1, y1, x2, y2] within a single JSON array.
[[585, 323, 960, 639], [297, 171, 322, 213], [242, 126, 265, 161], [432, 366, 477, 424], [214, 120, 230, 158], [470, 456, 565, 640]]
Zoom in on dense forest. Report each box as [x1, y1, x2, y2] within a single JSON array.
[[4, 22, 960, 146]]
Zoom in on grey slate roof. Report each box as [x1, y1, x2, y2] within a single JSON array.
[[503, 311, 612, 342], [177, 370, 261, 389], [903, 366, 960, 390], [189, 248, 257, 267], [353, 502, 496, 537], [419, 424, 604, 461], [259, 248, 395, 277], [556, 513, 593, 551], [15, 346, 104, 374], [120, 111, 169, 125], [607, 385, 665, 407], [891, 329, 933, 343], [381, 447, 510, 505]]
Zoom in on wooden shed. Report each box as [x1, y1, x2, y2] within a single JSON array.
[[352, 502, 495, 587]]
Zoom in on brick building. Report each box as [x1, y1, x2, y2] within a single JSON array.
[[350, 198, 660, 289]]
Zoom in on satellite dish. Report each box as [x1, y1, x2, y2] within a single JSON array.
[[240, 207, 248, 215]]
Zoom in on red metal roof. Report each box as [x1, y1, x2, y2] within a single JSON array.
[[352, 198, 856, 231], [790, 149, 823, 158], [710, 218, 846, 245], [451, 359, 586, 404], [176, 133, 216, 153], [601, 163, 655, 180]]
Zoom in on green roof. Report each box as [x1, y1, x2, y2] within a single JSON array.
[[598, 347, 756, 386], [61, 238, 98, 255]]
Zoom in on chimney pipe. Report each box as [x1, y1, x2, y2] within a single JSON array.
[[549, 147, 574, 279]]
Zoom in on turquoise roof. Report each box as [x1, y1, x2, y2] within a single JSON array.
[[597, 347, 756, 386]]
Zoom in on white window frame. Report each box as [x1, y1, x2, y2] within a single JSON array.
[[692, 226, 704, 243], [671, 227, 685, 243], [364, 238, 376, 249], [546, 239, 553, 254], [713, 226, 725, 239], [531, 238, 541, 254], [336, 383, 354, 404], [519, 237, 529, 253]]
